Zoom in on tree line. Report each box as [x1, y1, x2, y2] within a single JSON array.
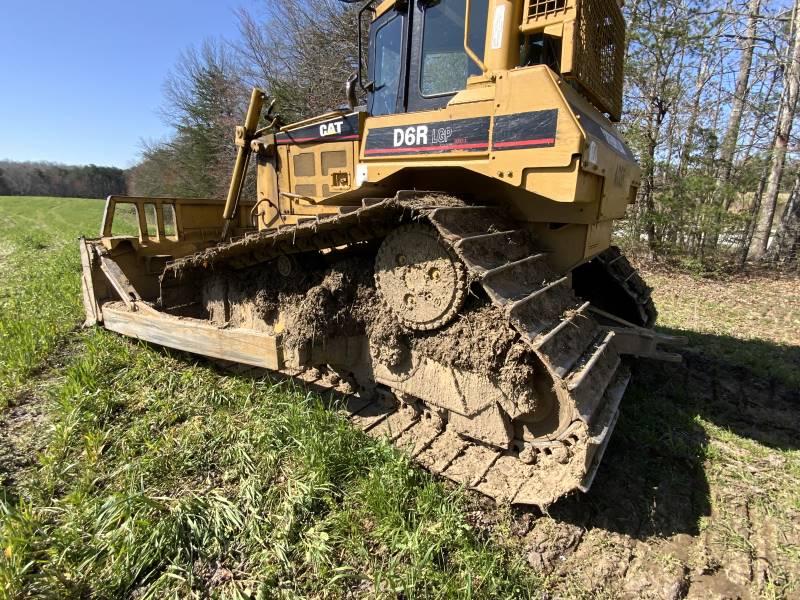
[[0, 160, 127, 199], [126, 0, 799, 270], [622, 0, 800, 268]]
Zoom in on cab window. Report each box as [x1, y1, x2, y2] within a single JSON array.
[[420, 0, 488, 97]]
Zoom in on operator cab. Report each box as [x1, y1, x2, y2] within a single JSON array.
[[362, 0, 624, 123], [367, 0, 489, 115]]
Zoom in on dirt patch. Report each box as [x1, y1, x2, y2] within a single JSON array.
[[0, 389, 47, 495], [458, 336, 800, 599]]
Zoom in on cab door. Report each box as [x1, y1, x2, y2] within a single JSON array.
[[406, 0, 489, 113], [366, 3, 410, 116]]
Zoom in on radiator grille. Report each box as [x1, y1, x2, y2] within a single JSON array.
[[573, 0, 625, 121], [527, 0, 568, 20]]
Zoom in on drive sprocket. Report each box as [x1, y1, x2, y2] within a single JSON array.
[[374, 224, 467, 331]]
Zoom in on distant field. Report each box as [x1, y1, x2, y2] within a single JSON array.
[[0, 196, 798, 599], [0, 196, 104, 401]]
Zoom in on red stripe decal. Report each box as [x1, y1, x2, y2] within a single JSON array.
[[364, 141, 489, 155], [492, 138, 556, 149]]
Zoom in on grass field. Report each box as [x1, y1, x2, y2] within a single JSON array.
[[0, 196, 798, 599]]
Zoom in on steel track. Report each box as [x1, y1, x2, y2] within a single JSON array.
[[160, 193, 654, 507]]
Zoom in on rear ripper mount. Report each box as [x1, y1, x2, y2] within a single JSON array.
[[88, 193, 683, 508]]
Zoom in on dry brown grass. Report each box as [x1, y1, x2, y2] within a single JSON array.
[[642, 267, 800, 347]]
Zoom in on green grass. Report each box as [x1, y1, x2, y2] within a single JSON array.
[[2, 331, 538, 598], [0, 196, 539, 598], [0, 196, 105, 405], [644, 268, 800, 389], [1, 197, 798, 598]]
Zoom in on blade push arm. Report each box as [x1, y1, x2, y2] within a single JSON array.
[[221, 88, 266, 238]]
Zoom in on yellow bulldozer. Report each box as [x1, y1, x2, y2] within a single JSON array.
[[79, 0, 683, 507]]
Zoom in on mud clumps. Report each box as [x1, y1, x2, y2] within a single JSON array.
[[366, 306, 407, 368], [273, 253, 410, 368], [411, 299, 538, 407], [498, 342, 539, 410], [390, 194, 467, 211], [411, 301, 515, 373], [279, 255, 376, 350], [200, 250, 540, 409], [200, 254, 369, 339]]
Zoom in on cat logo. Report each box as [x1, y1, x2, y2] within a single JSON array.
[[319, 121, 343, 137]]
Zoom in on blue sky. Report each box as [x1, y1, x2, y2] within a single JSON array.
[[0, 0, 244, 168]]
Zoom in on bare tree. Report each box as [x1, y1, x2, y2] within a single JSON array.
[[766, 169, 800, 266], [750, 0, 800, 258], [236, 0, 361, 123], [717, 0, 762, 209]]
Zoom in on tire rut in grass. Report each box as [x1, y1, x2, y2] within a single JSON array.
[[0, 389, 46, 497], [0, 333, 82, 497], [453, 340, 800, 599]]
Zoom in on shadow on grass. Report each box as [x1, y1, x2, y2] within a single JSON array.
[[545, 327, 799, 540]]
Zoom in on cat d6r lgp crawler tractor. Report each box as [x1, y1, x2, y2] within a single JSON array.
[[80, 0, 683, 507]]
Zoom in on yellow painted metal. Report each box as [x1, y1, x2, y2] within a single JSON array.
[[482, 0, 524, 72], [223, 88, 266, 221], [356, 65, 619, 195], [96, 0, 636, 270], [278, 110, 348, 131], [518, 0, 625, 121], [373, 0, 397, 20], [100, 195, 255, 256]]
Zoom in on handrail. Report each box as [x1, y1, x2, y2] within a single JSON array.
[[358, 0, 379, 92], [464, 0, 488, 74]]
